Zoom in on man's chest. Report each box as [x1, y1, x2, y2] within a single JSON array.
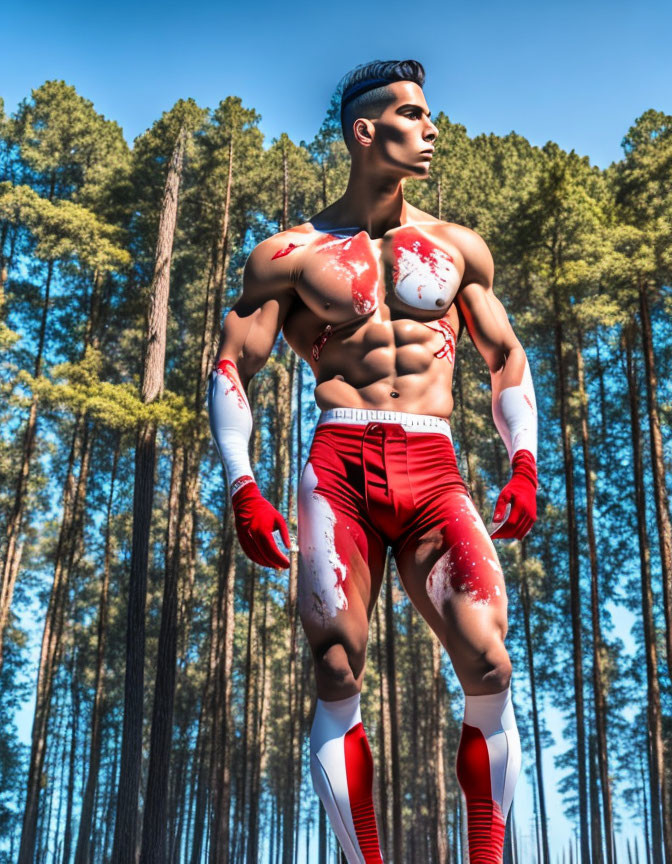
[[292, 225, 464, 324]]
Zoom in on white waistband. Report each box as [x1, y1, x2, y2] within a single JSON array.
[[317, 407, 452, 440]]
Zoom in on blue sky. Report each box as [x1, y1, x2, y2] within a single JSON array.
[[4, 0, 671, 168]]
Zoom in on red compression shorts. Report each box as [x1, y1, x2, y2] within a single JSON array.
[[298, 408, 505, 628]]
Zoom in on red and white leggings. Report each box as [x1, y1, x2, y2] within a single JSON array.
[[310, 687, 520, 863]]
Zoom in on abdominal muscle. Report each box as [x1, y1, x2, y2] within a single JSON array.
[[286, 312, 458, 419]]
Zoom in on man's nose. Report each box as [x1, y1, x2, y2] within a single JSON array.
[[424, 120, 438, 141]]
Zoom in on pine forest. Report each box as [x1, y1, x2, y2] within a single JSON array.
[[0, 81, 671, 864]]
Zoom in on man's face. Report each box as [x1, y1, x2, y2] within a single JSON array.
[[367, 81, 438, 178]]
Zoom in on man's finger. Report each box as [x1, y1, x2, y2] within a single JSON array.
[[239, 530, 267, 568], [276, 516, 291, 548], [256, 530, 291, 569], [488, 501, 512, 536], [492, 495, 512, 524]]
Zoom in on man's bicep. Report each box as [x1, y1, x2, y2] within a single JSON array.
[[456, 282, 521, 373], [217, 241, 295, 381]]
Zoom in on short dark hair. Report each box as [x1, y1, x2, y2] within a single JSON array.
[[339, 59, 426, 148]]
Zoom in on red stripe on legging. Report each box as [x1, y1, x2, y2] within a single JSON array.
[[456, 722, 506, 863], [344, 722, 384, 862]]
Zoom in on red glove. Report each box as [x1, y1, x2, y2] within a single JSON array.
[[490, 450, 537, 540], [231, 477, 291, 569]]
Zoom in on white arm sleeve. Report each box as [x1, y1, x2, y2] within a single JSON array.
[[207, 359, 255, 494], [492, 357, 538, 462]]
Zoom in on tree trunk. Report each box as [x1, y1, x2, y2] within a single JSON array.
[[454, 363, 487, 512], [18, 417, 92, 864], [384, 563, 403, 862], [140, 445, 187, 863], [624, 324, 665, 864], [200, 136, 234, 407], [0, 257, 54, 669], [517, 547, 550, 864], [318, 803, 327, 863], [249, 579, 271, 863], [552, 288, 589, 862], [407, 605, 419, 861], [432, 636, 449, 864], [235, 558, 257, 864], [375, 595, 391, 859], [190, 588, 219, 864], [281, 139, 289, 232], [589, 734, 604, 864], [638, 280, 672, 690], [209, 514, 236, 864], [282, 355, 301, 864], [111, 121, 188, 864], [62, 650, 81, 864], [74, 439, 119, 864], [576, 333, 615, 864]]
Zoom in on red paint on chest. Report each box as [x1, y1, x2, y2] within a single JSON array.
[[314, 232, 378, 315], [392, 227, 455, 300], [424, 319, 457, 363]]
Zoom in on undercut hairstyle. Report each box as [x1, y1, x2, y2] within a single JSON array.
[[339, 59, 426, 150]]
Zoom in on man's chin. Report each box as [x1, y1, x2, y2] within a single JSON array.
[[406, 162, 432, 180], [378, 155, 432, 181]]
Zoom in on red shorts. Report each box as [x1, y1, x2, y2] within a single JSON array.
[[298, 409, 505, 628]]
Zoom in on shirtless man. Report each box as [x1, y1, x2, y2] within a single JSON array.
[[208, 59, 537, 863]]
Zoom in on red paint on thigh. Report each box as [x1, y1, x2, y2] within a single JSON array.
[[426, 494, 504, 608]]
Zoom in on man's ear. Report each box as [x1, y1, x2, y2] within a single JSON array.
[[353, 118, 375, 148]]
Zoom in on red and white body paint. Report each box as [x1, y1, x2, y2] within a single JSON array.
[[310, 693, 384, 863], [492, 358, 537, 462], [207, 358, 254, 494], [298, 462, 350, 625], [315, 232, 380, 315], [424, 318, 457, 363], [489, 358, 538, 537], [208, 358, 290, 568], [426, 493, 505, 611], [456, 686, 521, 863], [392, 227, 461, 311]]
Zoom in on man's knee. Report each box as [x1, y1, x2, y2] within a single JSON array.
[[479, 646, 512, 692], [458, 642, 512, 693], [313, 640, 366, 695]]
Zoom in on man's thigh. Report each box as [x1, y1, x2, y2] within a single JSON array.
[[393, 487, 509, 688], [298, 459, 386, 675]]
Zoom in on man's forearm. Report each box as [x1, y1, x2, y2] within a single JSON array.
[[491, 348, 537, 462], [207, 358, 255, 495]]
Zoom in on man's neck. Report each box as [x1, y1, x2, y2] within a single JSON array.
[[337, 164, 409, 238]]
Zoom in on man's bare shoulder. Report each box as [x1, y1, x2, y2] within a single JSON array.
[[248, 223, 316, 266], [244, 223, 316, 295], [431, 222, 494, 287]]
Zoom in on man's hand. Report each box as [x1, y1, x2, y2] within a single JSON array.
[[232, 478, 291, 569], [489, 450, 537, 540]]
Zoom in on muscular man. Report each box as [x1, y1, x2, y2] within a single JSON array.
[[208, 59, 537, 863]]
